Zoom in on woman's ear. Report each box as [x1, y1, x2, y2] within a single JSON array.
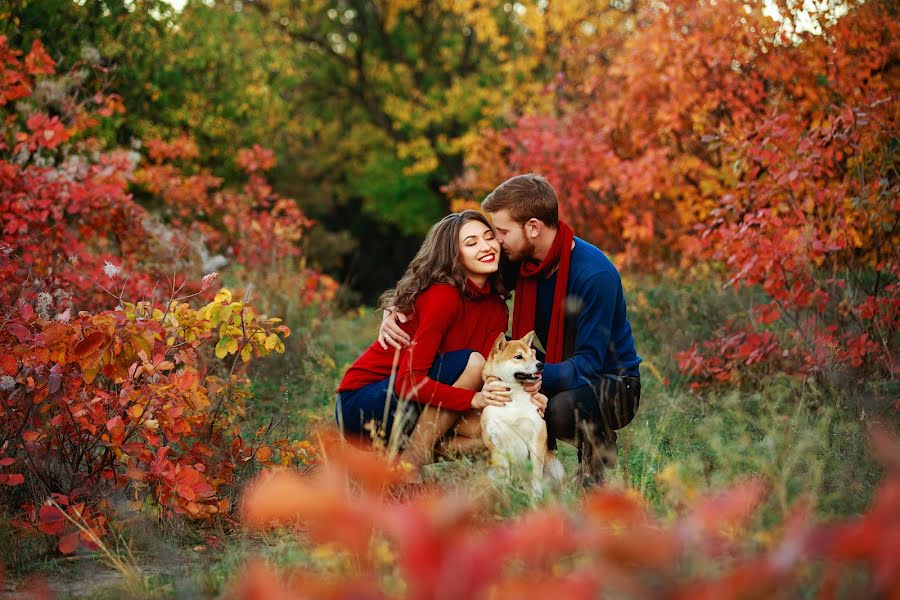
[[492, 332, 507, 355], [521, 330, 536, 348]]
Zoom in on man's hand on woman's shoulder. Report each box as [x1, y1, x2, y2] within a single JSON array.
[[378, 308, 411, 350]]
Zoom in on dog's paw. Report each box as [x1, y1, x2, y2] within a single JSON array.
[[530, 478, 544, 500]]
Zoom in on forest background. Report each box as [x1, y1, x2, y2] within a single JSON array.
[[0, 0, 898, 597]]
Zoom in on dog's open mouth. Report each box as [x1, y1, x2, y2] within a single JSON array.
[[514, 371, 542, 381]]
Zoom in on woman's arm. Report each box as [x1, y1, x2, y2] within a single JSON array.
[[392, 287, 478, 411]]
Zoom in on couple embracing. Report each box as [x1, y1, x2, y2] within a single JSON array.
[[335, 174, 642, 487]]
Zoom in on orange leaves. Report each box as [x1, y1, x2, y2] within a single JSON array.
[[232, 429, 900, 599], [0, 33, 324, 560], [144, 134, 199, 163], [105, 416, 125, 447], [23, 40, 54, 76], [72, 331, 107, 362], [172, 465, 215, 505], [236, 144, 276, 174], [241, 469, 337, 528]]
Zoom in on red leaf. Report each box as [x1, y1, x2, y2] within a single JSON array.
[[106, 416, 125, 446], [0, 354, 17, 376], [7, 323, 31, 342], [58, 533, 80, 554], [72, 332, 106, 359], [2, 474, 24, 486], [37, 505, 66, 535]]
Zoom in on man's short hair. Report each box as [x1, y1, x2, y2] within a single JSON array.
[[481, 173, 559, 227]]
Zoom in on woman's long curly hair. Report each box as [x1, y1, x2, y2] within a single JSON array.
[[379, 210, 509, 314]]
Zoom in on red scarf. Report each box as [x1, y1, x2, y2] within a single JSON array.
[[512, 221, 574, 363]]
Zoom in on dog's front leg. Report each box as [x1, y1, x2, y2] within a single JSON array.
[[481, 413, 510, 481], [530, 425, 548, 499]]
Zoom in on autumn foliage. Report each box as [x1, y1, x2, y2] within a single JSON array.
[[0, 35, 320, 554], [231, 427, 900, 599], [454, 0, 898, 384]]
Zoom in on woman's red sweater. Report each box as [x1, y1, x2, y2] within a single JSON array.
[[337, 280, 508, 411]]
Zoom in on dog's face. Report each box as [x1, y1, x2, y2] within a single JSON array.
[[483, 331, 544, 385]]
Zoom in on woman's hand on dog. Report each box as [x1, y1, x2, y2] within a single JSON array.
[[472, 380, 512, 409], [378, 307, 411, 349]]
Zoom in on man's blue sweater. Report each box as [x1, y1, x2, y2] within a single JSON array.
[[534, 237, 642, 395]]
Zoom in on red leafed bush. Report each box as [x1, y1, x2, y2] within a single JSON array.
[[0, 34, 323, 555], [232, 428, 900, 599], [134, 135, 314, 271], [0, 283, 304, 553], [674, 323, 788, 389], [452, 0, 898, 382]]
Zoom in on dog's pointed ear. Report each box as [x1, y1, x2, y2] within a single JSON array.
[[521, 330, 536, 348], [491, 332, 508, 355]]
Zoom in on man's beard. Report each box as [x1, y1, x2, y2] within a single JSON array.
[[503, 237, 537, 262]]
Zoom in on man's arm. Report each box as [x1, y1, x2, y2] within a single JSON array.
[[540, 271, 616, 395], [378, 308, 411, 349]]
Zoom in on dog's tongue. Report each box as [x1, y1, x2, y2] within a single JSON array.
[[514, 372, 540, 381]]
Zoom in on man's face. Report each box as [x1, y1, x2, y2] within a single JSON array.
[[488, 209, 535, 262]]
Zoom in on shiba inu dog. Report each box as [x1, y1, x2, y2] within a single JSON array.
[[481, 331, 564, 497]]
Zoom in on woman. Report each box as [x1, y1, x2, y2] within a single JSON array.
[[335, 210, 515, 480]]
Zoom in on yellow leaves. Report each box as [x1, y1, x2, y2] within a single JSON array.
[[240, 344, 253, 363], [82, 365, 99, 385], [397, 138, 440, 176], [126, 404, 145, 421], [383, 0, 420, 30], [263, 333, 279, 352], [215, 335, 239, 359], [186, 390, 210, 411]]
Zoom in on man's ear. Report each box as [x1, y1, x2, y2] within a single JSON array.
[[526, 218, 542, 239], [521, 330, 535, 348], [491, 332, 508, 355]]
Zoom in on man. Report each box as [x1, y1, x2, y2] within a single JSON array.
[[380, 173, 642, 485]]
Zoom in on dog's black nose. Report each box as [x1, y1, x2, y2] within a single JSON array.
[[536, 362, 544, 371]]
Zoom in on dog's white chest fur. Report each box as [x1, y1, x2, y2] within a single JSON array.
[[481, 390, 545, 463]]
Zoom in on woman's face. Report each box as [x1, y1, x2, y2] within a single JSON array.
[[458, 219, 500, 279]]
